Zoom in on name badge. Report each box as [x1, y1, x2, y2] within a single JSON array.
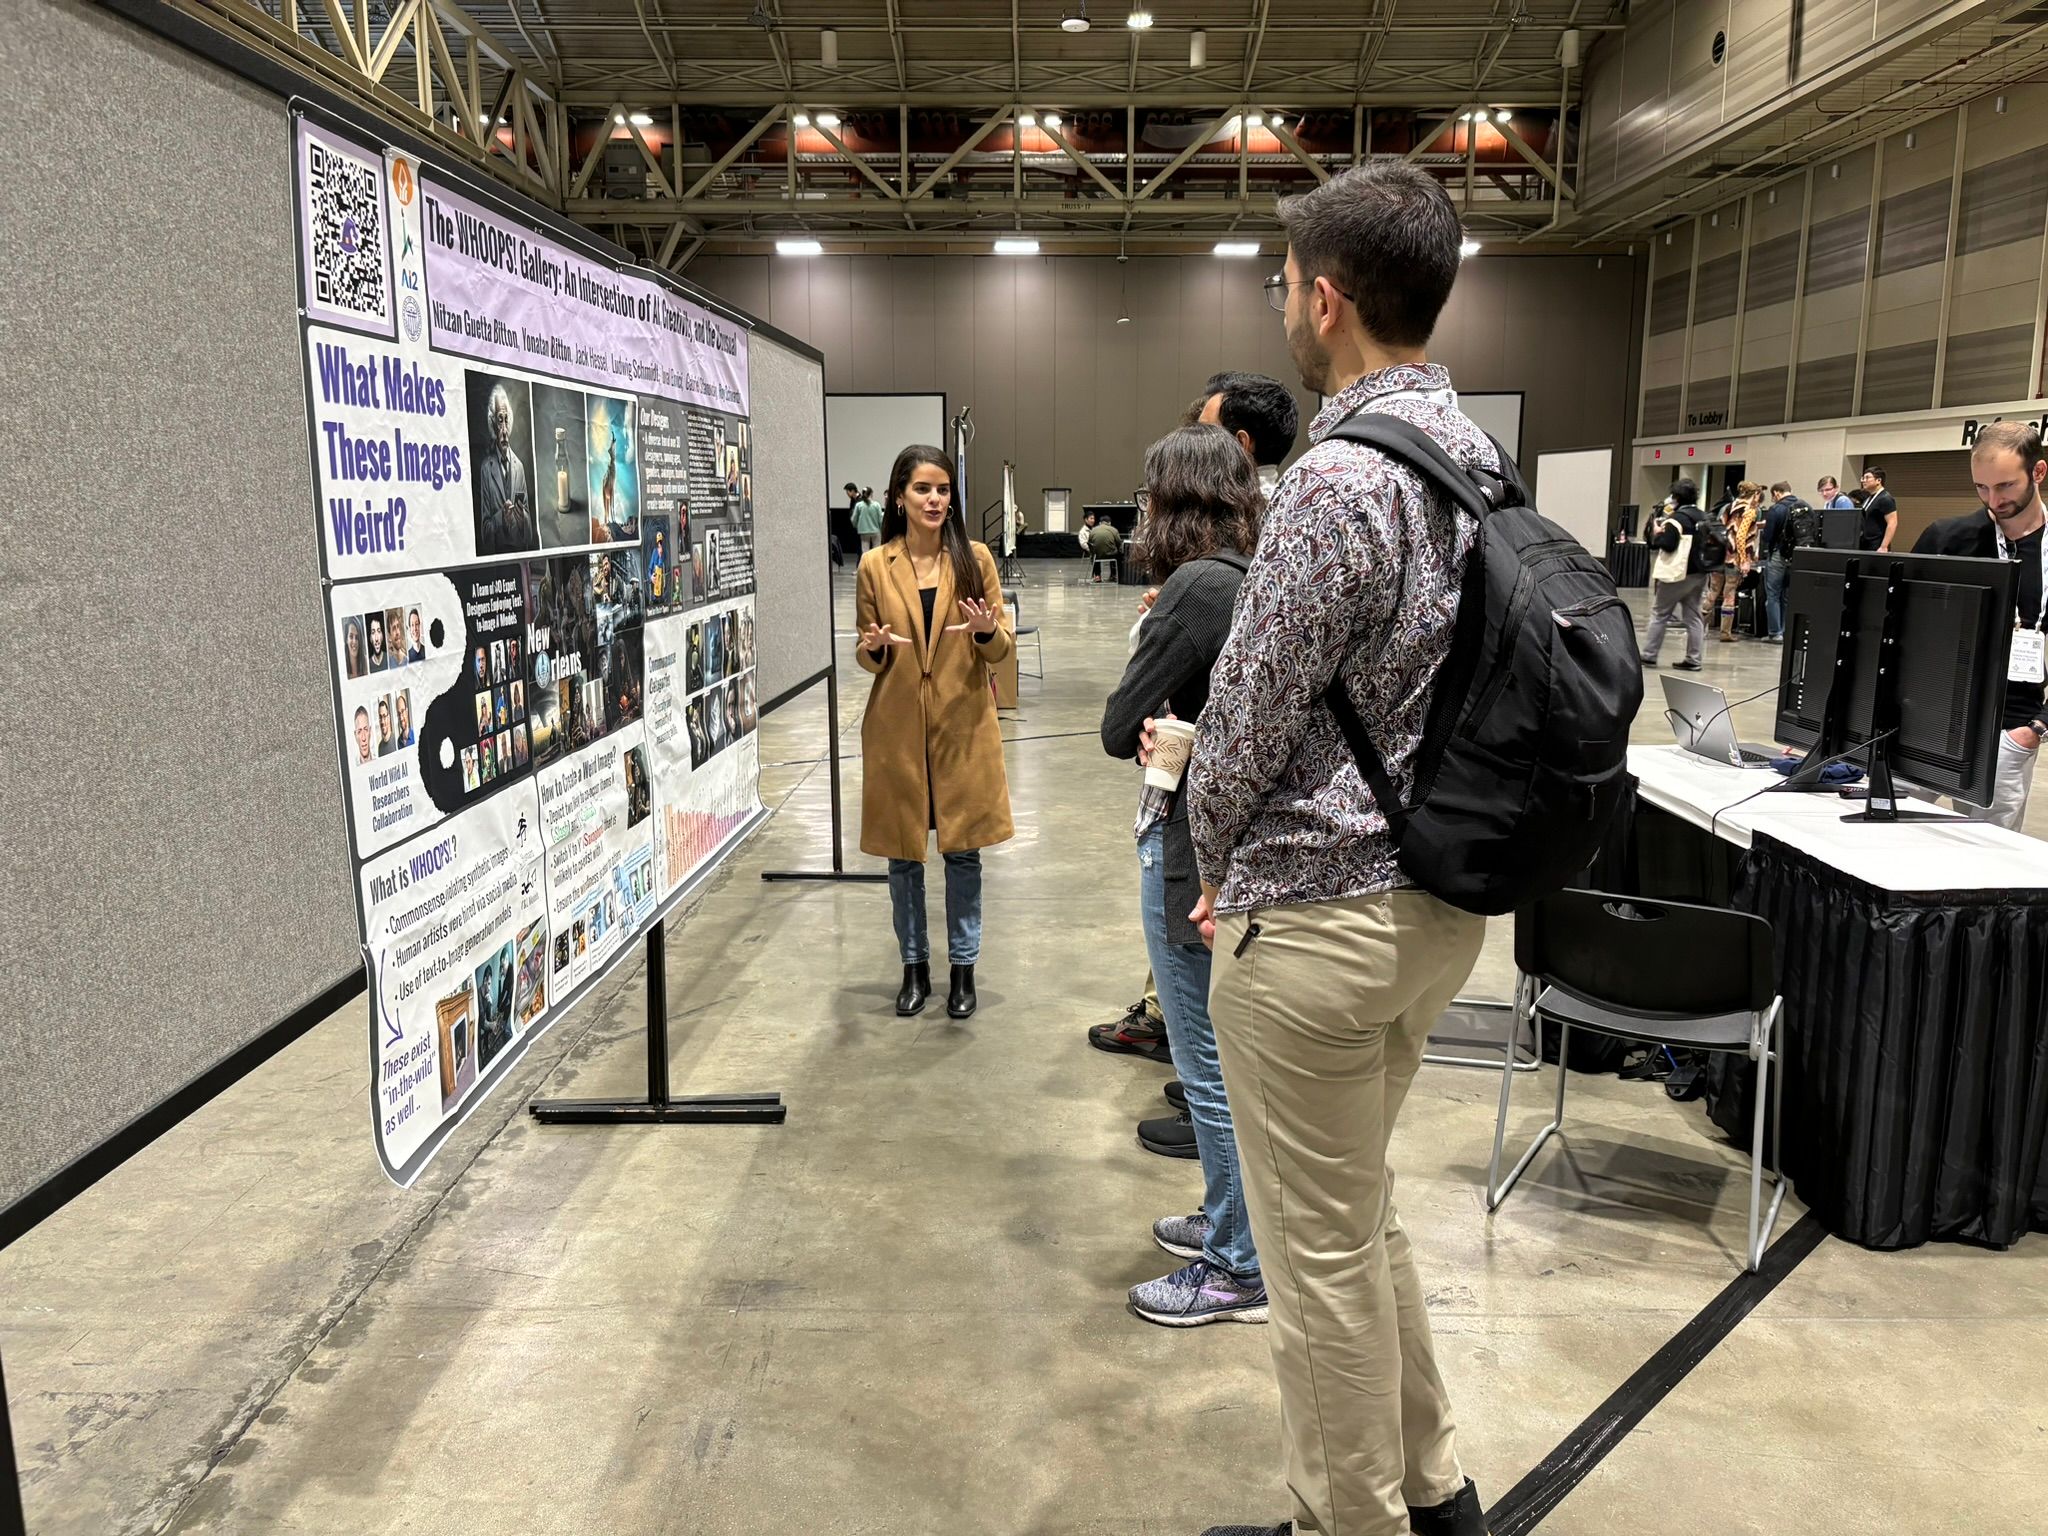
[[2013, 628, 2047, 685]]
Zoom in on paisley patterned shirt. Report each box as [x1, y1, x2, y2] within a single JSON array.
[[1188, 363, 1495, 914]]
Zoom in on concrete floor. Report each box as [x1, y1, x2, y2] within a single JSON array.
[[4, 564, 2043, 1535]]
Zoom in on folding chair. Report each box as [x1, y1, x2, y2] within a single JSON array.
[[1003, 588, 1042, 679], [1486, 889, 1789, 1272], [1091, 555, 1120, 584]]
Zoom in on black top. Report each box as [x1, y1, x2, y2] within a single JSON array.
[[1101, 550, 1250, 948], [1912, 510, 2046, 729], [1859, 489, 1897, 550], [919, 585, 937, 639], [1647, 505, 1715, 576]]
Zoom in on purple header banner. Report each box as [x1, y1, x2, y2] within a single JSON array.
[[419, 175, 748, 415]]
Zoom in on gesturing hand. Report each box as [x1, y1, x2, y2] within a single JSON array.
[[947, 597, 1001, 636], [861, 621, 913, 652]]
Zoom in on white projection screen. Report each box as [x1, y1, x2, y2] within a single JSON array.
[[1459, 392, 1523, 461], [1534, 447, 1616, 554], [826, 393, 945, 504]]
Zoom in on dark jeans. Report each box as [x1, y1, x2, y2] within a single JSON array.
[[1764, 555, 1789, 638]]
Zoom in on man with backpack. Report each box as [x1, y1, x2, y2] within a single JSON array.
[[1641, 479, 1712, 670], [1758, 481, 1810, 640], [1185, 161, 1638, 1536]]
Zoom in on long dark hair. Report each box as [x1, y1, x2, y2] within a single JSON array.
[[880, 444, 984, 601], [1136, 424, 1263, 582]]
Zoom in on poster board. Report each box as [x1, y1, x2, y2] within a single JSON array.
[[291, 107, 768, 1185], [1533, 447, 1616, 555]]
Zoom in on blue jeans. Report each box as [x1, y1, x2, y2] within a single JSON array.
[[1137, 825, 1259, 1281], [1764, 554, 1789, 638], [888, 850, 981, 965]]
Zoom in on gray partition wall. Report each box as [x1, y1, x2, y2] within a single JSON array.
[[0, 0, 831, 1212], [0, 0, 360, 1209]]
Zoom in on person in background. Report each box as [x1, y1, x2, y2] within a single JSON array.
[[1818, 475, 1856, 511], [1101, 423, 1265, 1325], [1191, 370, 1301, 501], [1703, 480, 1758, 643], [1911, 420, 2044, 833], [1187, 160, 1492, 1536], [856, 445, 1013, 1021], [1758, 481, 1807, 642], [833, 481, 859, 568], [854, 486, 884, 552], [1078, 510, 1099, 557], [1641, 478, 1709, 671], [1087, 512, 1123, 579], [1859, 466, 1898, 551]]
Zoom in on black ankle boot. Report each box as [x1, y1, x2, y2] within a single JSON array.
[[946, 964, 977, 1019], [895, 962, 931, 1016], [1408, 1479, 1488, 1536]]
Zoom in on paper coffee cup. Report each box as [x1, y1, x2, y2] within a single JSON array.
[[1144, 718, 1198, 791]]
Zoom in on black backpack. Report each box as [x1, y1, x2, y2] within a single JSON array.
[[1693, 515, 1731, 569], [1784, 499, 1822, 556], [1319, 416, 1643, 917]]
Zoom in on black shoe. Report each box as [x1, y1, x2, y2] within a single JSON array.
[[1164, 1079, 1187, 1111], [1138, 1110, 1199, 1159], [1639, 655, 1658, 667], [1198, 1524, 1291, 1536], [1672, 658, 1703, 671], [895, 963, 931, 1016], [947, 964, 977, 1019], [1409, 1479, 1489, 1536], [1087, 1000, 1174, 1063]]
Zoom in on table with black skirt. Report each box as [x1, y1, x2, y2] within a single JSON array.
[[1599, 747, 2048, 1251]]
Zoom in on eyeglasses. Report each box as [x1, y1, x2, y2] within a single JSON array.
[[1264, 272, 1355, 313]]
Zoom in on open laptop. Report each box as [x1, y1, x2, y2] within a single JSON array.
[[1661, 675, 1777, 769]]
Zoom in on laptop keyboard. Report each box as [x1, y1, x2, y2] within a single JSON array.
[[1736, 747, 1774, 767]]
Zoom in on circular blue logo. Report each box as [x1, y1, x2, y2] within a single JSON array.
[[402, 293, 423, 342]]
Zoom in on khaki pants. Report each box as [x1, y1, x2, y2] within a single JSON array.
[[1210, 890, 1486, 1536]]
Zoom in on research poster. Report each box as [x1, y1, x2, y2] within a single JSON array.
[[292, 108, 766, 1186]]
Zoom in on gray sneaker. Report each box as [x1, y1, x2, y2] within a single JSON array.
[[1129, 1259, 1268, 1327], [1152, 1212, 1212, 1261]]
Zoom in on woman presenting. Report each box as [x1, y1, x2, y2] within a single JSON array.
[[857, 444, 1013, 1020]]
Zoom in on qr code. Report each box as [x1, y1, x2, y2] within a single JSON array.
[[307, 140, 388, 324]]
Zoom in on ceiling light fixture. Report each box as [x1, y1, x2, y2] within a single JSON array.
[[628, 111, 655, 128], [1246, 112, 1265, 129], [1061, 0, 1090, 33], [1018, 111, 1037, 129], [1494, 108, 1512, 124], [1214, 242, 1261, 257], [820, 28, 839, 69], [1127, 7, 1154, 30], [994, 237, 1041, 255], [817, 111, 842, 130], [1044, 112, 1063, 131], [777, 239, 823, 256], [793, 111, 810, 128], [1117, 252, 1132, 324], [1460, 238, 1482, 257]]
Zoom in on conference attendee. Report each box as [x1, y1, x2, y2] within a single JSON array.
[[1909, 420, 2044, 833], [477, 383, 534, 553], [1186, 161, 1491, 1536], [1859, 465, 1898, 551], [1100, 422, 1264, 1327], [375, 696, 396, 757], [1087, 513, 1123, 579], [1818, 475, 1855, 511], [834, 481, 859, 568], [1192, 370, 1301, 498], [1641, 478, 1709, 670], [406, 608, 426, 664], [1701, 482, 1755, 643], [1078, 510, 1099, 556], [855, 444, 1013, 1021], [395, 690, 415, 749], [1759, 481, 1806, 641], [854, 486, 884, 552], [343, 619, 366, 679], [352, 706, 373, 766]]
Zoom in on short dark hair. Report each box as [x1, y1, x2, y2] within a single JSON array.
[[1276, 162, 1463, 348], [1670, 478, 1699, 506], [1969, 419, 2045, 471], [1201, 371, 1300, 467], [1138, 424, 1263, 581], [1862, 464, 1886, 484], [1770, 481, 1792, 496], [844, 481, 859, 494]]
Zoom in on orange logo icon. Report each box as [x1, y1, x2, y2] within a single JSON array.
[[391, 158, 415, 206]]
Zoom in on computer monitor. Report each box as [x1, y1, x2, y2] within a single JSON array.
[[1775, 549, 2017, 818], [1819, 506, 1859, 549]]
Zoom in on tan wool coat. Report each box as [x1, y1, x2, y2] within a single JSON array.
[[856, 537, 1015, 861]]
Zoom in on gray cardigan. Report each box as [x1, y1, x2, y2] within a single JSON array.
[[1100, 550, 1249, 947]]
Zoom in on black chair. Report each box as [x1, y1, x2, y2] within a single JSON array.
[[1002, 588, 1042, 679], [1486, 889, 1789, 1272]]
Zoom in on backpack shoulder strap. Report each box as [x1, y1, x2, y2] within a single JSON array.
[[1323, 413, 1519, 522], [1324, 676, 1409, 836]]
